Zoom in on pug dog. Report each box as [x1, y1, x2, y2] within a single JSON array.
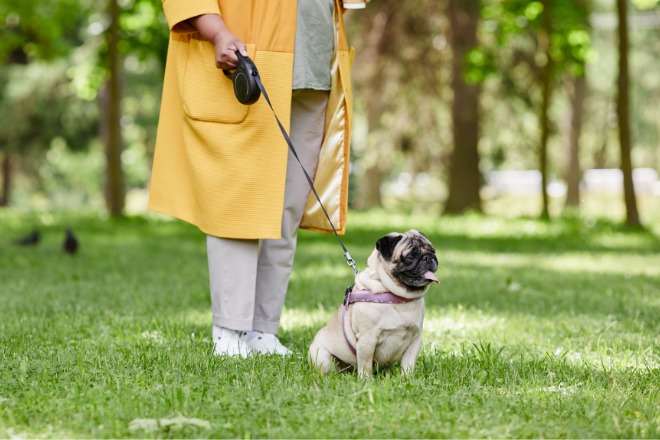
[[309, 230, 439, 377]]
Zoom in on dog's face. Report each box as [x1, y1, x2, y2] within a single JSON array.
[[375, 229, 439, 291]]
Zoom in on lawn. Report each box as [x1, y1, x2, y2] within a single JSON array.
[[0, 209, 658, 438]]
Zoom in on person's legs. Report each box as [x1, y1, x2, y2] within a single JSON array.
[[206, 89, 329, 356], [253, 89, 330, 334], [207, 236, 259, 356], [207, 236, 260, 330]]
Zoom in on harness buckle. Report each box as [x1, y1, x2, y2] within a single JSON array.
[[343, 285, 354, 307]]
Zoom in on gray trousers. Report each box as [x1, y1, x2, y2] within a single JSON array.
[[207, 89, 329, 334]]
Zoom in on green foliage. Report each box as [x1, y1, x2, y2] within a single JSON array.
[[120, 0, 169, 64], [632, 0, 659, 9], [0, 0, 93, 63], [477, 0, 592, 82], [0, 0, 167, 208], [0, 210, 658, 438], [347, 0, 448, 181], [0, 62, 99, 154], [69, 0, 168, 100]]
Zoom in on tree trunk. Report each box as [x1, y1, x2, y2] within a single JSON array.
[[0, 154, 10, 207], [537, 0, 552, 220], [354, 10, 391, 210], [616, 0, 641, 227], [104, 0, 125, 216], [357, 165, 385, 210], [564, 73, 586, 209], [444, 0, 482, 214]]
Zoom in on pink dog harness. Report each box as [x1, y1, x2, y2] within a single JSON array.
[[341, 285, 422, 356]]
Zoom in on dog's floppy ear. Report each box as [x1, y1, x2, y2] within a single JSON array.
[[376, 233, 403, 261]]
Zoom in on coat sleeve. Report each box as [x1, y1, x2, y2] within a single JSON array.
[[162, 0, 221, 33]]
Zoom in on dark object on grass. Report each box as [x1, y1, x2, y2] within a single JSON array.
[[63, 228, 79, 255], [15, 230, 40, 246]]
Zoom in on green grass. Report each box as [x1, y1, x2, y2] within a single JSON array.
[[1, 209, 658, 438]]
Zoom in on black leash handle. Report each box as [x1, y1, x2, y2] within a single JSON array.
[[228, 52, 359, 276]]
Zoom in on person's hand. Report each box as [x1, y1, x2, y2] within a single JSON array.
[[188, 14, 248, 71], [210, 27, 248, 71]]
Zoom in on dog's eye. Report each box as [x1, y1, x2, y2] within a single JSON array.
[[403, 247, 420, 262]]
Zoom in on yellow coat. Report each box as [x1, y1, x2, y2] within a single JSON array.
[[148, 0, 353, 239]]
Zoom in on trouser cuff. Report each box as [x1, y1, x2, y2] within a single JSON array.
[[212, 315, 280, 334]]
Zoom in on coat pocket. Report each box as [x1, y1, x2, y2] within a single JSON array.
[[182, 40, 256, 124]]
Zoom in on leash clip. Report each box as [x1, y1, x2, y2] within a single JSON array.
[[344, 251, 359, 275]]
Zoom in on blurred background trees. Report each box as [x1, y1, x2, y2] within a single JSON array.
[[0, 0, 166, 212], [0, 0, 658, 226]]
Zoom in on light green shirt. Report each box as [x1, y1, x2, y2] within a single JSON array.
[[293, 0, 335, 90]]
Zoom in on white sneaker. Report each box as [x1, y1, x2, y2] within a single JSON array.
[[240, 331, 292, 356], [213, 326, 251, 357]]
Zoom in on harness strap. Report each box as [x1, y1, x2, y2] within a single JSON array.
[[341, 285, 421, 356]]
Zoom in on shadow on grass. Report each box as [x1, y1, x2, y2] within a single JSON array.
[[3, 211, 658, 341], [290, 215, 660, 327], [288, 270, 659, 330], [303, 214, 660, 256]]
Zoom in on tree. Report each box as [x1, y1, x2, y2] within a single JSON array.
[[103, 0, 125, 216], [0, 70, 14, 206], [538, 0, 553, 220], [0, 0, 94, 206], [87, 0, 168, 215], [0, 62, 100, 205], [615, 0, 641, 227], [445, 0, 482, 214], [477, 0, 592, 219], [1, 0, 168, 211], [350, 7, 392, 210], [347, 0, 448, 211], [563, 72, 587, 209]]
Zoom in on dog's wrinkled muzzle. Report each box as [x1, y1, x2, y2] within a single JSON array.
[[396, 252, 439, 288], [398, 266, 438, 288]]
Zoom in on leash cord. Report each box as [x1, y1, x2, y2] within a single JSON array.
[[253, 73, 359, 276]]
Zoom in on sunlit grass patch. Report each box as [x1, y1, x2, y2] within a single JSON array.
[[280, 306, 332, 333]]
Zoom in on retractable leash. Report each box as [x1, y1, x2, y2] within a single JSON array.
[[223, 51, 359, 276]]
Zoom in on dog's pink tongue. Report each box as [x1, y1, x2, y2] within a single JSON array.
[[424, 271, 440, 284]]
